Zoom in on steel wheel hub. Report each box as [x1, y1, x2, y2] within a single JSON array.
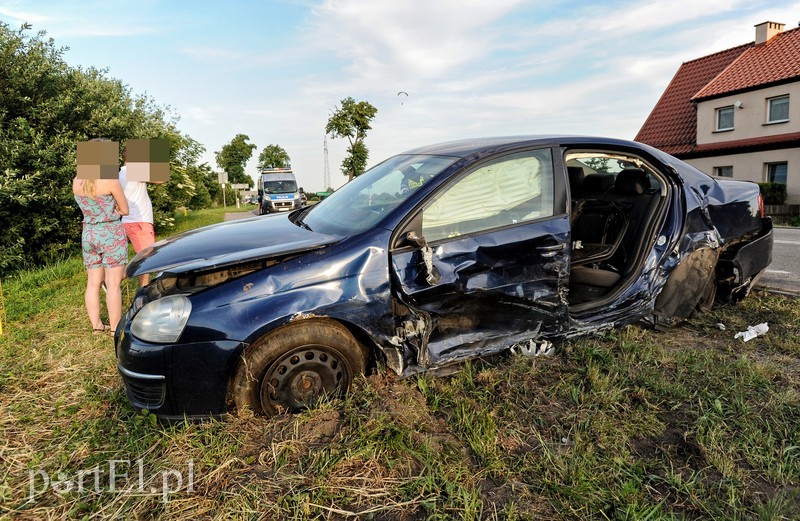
[[260, 346, 350, 413]]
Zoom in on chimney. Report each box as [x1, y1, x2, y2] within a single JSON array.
[[755, 21, 785, 44]]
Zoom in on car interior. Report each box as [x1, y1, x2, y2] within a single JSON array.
[[566, 152, 666, 307]]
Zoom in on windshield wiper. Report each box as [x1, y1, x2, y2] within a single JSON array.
[[293, 208, 313, 231]]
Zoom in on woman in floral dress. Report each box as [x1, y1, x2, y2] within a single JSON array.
[[73, 176, 129, 334]]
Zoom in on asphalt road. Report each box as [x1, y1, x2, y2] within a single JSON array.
[[223, 209, 259, 221], [757, 226, 800, 296]]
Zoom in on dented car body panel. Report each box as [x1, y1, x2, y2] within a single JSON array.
[[391, 215, 571, 370], [115, 136, 773, 419]]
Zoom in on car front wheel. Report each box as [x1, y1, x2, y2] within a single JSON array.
[[232, 320, 367, 416]]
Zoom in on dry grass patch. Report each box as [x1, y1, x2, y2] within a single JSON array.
[[1, 231, 797, 519]]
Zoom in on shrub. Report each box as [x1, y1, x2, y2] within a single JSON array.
[[757, 182, 787, 205], [0, 23, 204, 274]]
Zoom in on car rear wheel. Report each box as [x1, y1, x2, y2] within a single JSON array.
[[232, 320, 367, 416]]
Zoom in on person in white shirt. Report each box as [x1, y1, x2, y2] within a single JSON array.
[[119, 145, 163, 286]]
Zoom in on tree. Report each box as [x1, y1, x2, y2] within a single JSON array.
[[186, 163, 216, 209], [257, 144, 291, 170], [583, 157, 611, 173], [0, 22, 200, 274], [215, 134, 256, 187], [325, 97, 377, 181]]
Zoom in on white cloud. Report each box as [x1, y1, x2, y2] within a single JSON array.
[[0, 1, 158, 38], [0, 6, 50, 23], [307, 0, 529, 84], [593, 0, 745, 33], [184, 106, 216, 126]]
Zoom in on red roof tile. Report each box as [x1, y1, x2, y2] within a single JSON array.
[[635, 44, 750, 155], [689, 131, 800, 155], [693, 27, 800, 100]]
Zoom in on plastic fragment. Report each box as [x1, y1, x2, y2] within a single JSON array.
[[510, 339, 554, 357], [734, 322, 768, 342]]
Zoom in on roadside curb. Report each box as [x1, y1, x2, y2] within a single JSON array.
[[754, 285, 800, 297]]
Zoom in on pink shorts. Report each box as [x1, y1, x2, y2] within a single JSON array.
[[123, 222, 156, 253]]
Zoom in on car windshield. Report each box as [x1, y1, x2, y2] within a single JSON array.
[[264, 180, 297, 194], [299, 154, 458, 236]]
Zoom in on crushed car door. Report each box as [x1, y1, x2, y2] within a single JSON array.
[[390, 148, 570, 370]]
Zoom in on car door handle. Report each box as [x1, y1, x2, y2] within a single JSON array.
[[536, 243, 566, 257]]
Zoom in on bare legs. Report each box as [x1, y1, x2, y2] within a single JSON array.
[[85, 265, 126, 332], [85, 267, 105, 330], [105, 266, 126, 331]]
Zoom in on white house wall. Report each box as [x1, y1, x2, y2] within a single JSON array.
[[687, 149, 800, 204], [695, 83, 800, 145]]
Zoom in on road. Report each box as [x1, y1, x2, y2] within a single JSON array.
[[223, 209, 259, 221], [756, 226, 800, 296]]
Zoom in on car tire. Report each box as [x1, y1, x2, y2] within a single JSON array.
[[232, 320, 367, 416]]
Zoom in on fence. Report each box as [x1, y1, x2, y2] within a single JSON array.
[[764, 204, 800, 225]]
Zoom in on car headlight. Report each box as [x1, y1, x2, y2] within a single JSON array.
[[130, 295, 192, 343]]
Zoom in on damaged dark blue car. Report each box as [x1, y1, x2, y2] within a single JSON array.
[[115, 136, 773, 419]]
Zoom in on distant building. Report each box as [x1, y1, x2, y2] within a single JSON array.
[[636, 21, 800, 203]]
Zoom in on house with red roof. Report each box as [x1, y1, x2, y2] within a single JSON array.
[[636, 21, 800, 204]]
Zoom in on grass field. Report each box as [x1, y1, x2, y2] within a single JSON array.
[[1, 208, 798, 519]]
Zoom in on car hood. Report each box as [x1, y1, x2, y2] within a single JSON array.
[[127, 213, 340, 277]]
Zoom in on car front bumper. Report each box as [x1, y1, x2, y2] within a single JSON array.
[[263, 199, 302, 212], [115, 316, 246, 420]]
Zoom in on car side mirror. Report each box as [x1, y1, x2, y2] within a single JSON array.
[[299, 187, 304, 193]]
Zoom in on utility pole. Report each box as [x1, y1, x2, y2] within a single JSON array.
[[323, 136, 331, 191]]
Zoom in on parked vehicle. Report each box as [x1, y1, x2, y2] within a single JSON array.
[[116, 136, 773, 419], [259, 168, 306, 214]]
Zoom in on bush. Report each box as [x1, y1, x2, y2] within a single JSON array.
[[0, 23, 204, 274], [757, 182, 787, 205]]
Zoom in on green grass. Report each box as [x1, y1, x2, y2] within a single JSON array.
[[166, 205, 256, 236], [1, 209, 798, 519]]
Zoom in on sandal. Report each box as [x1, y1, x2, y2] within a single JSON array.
[[92, 324, 111, 336]]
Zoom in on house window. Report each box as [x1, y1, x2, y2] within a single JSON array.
[[715, 106, 734, 131], [714, 166, 733, 178], [767, 95, 789, 123], [765, 162, 787, 184]]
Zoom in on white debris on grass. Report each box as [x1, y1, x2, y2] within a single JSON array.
[[510, 339, 555, 357], [734, 322, 769, 342]]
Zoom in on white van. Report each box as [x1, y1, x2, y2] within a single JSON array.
[[259, 168, 306, 214]]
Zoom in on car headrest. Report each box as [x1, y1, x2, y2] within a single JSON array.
[[614, 168, 650, 195], [582, 174, 615, 193], [567, 166, 585, 188]]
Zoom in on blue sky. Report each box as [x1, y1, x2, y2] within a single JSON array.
[[1, 0, 798, 190]]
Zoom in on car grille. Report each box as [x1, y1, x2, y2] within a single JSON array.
[[119, 366, 166, 409], [275, 201, 293, 209]]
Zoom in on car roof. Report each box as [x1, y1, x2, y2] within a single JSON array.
[[401, 135, 647, 158], [399, 135, 720, 192]]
